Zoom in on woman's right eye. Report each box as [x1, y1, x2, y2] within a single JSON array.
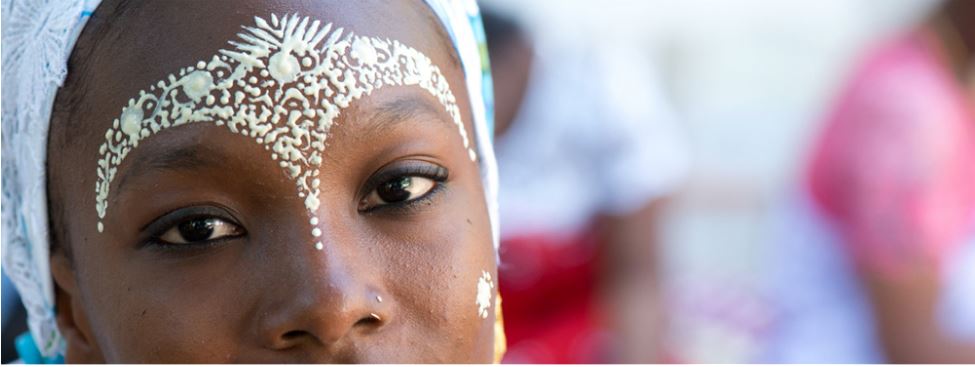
[[156, 217, 243, 245]]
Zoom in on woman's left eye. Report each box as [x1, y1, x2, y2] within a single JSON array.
[[361, 176, 437, 209], [157, 217, 243, 245]]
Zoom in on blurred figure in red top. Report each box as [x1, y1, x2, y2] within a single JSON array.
[[483, 7, 690, 364]]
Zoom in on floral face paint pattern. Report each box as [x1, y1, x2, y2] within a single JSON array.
[[476, 270, 494, 319], [94, 14, 476, 249]]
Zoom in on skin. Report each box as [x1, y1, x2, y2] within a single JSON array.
[[595, 201, 667, 363], [936, 0, 975, 87], [46, 0, 496, 363], [486, 28, 533, 138], [488, 18, 666, 363], [860, 1, 975, 362]]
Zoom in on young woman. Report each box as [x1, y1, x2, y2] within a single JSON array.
[[2, 0, 503, 363]]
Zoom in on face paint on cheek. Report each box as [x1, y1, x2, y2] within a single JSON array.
[[476, 270, 494, 319], [93, 14, 477, 249]]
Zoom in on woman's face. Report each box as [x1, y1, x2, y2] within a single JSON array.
[[47, 0, 496, 363]]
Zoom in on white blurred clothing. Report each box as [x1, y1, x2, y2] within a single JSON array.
[[496, 35, 689, 238]]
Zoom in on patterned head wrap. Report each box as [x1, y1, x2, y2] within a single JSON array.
[[1, 0, 497, 361]]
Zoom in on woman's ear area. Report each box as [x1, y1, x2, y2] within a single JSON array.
[[50, 251, 104, 363]]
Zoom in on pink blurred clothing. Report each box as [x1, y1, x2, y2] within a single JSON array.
[[808, 30, 975, 276]]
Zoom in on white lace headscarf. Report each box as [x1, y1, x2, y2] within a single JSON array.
[[1, 0, 496, 359]]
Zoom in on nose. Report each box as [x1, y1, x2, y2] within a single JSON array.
[[256, 225, 390, 352]]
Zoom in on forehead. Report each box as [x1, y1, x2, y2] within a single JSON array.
[[79, 0, 461, 127], [61, 0, 478, 232]]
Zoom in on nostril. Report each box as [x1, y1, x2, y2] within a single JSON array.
[[354, 313, 383, 328], [282, 330, 310, 340]]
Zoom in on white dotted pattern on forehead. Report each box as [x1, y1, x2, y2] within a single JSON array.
[[93, 13, 476, 248]]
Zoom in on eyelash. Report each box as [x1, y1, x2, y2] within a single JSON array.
[[359, 162, 449, 214], [141, 207, 244, 251], [137, 163, 448, 250]]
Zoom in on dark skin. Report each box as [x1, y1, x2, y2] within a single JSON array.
[[936, 0, 975, 86], [46, 0, 497, 363], [487, 30, 533, 138], [860, 1, 975, 362]]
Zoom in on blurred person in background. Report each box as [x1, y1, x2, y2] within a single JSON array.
[[767, 0, 975, 362], [482, 7, 689, 364]]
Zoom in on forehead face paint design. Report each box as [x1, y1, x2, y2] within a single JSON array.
[[93, 14, 476, 248]]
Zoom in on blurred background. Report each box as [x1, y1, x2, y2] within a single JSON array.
[[3, 0, 973, 363], [481, 0, 974, 363]]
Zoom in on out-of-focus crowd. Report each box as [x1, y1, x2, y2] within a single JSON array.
[[479, 0, 974, 363]]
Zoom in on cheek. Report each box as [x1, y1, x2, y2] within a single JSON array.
[[74, 243, 247, 362], [377, 185, 495, 360]]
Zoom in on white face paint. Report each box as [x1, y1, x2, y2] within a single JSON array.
[[476, 270, 494, 319], [94, 14, 476, 249]]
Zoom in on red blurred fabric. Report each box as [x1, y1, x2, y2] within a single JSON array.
[[497, 228, 607, 363]]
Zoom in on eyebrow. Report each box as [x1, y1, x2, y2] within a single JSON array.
[[113, 144, 229, 197], [112, 96, 458, 197], [357, 95, 457, 137]]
